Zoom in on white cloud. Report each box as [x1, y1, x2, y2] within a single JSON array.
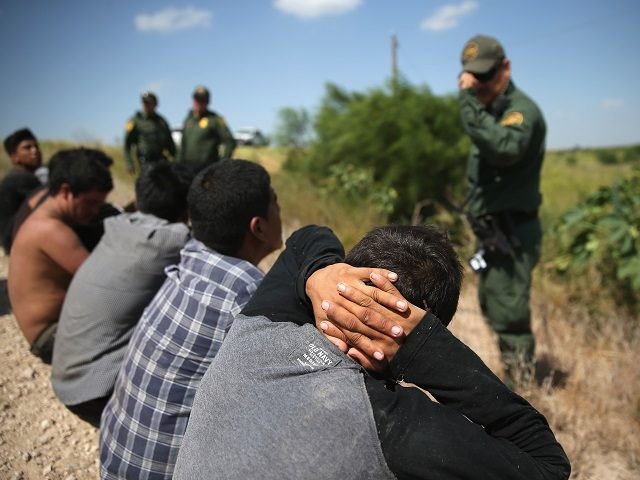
[[274, 0, 362, 19], [135, 6, 212, 33], [420, 1, 478, 32], [600, 98, 624, 110]]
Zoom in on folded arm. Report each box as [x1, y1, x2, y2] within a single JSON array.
[[322, 285, 570, 479]]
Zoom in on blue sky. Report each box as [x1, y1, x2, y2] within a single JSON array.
[[1, 0, 638, 149]]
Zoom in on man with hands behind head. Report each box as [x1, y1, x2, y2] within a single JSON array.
[[175, 225, 569, 480]]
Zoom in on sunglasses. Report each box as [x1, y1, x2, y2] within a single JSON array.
[[471, 61, 503, 83]]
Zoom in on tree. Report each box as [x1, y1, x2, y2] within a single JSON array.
[[273, 107, 311, 149], [295, 80, 469, 221]]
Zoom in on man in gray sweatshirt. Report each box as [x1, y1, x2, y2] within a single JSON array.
[[51, 162, 192, 426], [175, 225, 570, 480]]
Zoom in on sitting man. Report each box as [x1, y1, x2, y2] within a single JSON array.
[[12, 150, 121, 253], [100, 159, 283, 479], [174, 225, 571, 480], [0, 128, 43, 252], [8, 149, 113, 364], [51, 162, 193, 427]]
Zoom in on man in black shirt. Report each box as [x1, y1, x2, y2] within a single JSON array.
[[176, 225, 570, 480], [0, 128, 43, 252]]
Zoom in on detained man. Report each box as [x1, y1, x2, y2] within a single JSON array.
[[8, 149, 113, 363]]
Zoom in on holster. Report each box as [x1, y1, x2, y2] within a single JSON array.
[[467, 212, 521, 256]]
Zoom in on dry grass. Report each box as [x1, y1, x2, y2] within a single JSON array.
[[452, 272, 640, 479], [526, 282, 639, 478], [234, 146, 287, 175]]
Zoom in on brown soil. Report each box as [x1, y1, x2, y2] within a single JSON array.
[[0, 250, 99, 480]]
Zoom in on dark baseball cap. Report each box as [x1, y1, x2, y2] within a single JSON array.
[[141, 91, 158, 104], [461, 35, 505, 74], [193, 85, 210, 103]]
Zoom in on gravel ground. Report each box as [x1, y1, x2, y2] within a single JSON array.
[[0, 250, 99, 480]]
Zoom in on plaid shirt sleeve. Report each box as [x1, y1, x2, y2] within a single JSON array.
[[99, 240, 263, 480]]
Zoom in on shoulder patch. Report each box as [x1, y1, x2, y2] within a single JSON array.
[[125, 121, 135, 132], [199, 117, 209, 129], [501, 111, 524, 126]]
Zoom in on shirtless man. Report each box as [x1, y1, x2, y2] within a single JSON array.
[[8, 148, 113, 363]]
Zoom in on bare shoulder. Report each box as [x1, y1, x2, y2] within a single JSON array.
[[19, 214, 76, 245], [15, 213, 87, 274]]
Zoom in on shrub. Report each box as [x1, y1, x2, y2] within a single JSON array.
[[595, 149, 619, 165], [553, 171, 640, 311], [321, 163, 398, 215], [289, 80, 469, 221]]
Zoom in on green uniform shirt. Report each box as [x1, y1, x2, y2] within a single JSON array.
[[178, 109, 236, 165], [460, 81, 546, 217], [124, 111, 176, 170]]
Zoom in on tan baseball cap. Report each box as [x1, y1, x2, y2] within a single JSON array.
[[461, 35, 505, 74]]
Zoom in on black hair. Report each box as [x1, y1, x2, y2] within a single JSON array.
[[135, 162, 193, 222], [48, 147, 112, 173], [345, 225, 463, 326], [4, 128, 37, 155], [188, 159, 271, 256], [48, 148, 113, 195]]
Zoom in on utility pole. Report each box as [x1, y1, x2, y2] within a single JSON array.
[[391, 33, 398, 85]]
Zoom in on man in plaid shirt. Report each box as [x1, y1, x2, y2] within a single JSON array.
[[99, 159, 283, 479]]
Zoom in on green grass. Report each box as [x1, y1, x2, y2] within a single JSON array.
[[540, 148, 635, 229]]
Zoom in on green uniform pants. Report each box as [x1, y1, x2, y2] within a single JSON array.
[[478, 217, 541, 368]]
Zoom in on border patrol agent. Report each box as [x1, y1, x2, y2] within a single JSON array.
[[458, 35, 546, 370], [177, 86, 236, 169], [123, 92, 176, 174]]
